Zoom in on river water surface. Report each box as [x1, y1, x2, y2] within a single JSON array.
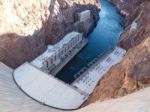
[[56, 0, 124, 83]]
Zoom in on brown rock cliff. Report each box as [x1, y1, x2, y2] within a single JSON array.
[[85, 0, 150, 105], [0, 0, 100, 68]]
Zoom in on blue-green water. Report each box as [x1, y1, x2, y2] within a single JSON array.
[[56, 0, 124, 83]]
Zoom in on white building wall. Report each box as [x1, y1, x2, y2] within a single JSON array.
[[31, 32, 84, 74], [13, 63, 88, 110], [78, 10, 91, 22], [72, 47, 126, 95]]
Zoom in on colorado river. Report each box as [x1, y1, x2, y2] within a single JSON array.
[[56, 0, 124, 83]]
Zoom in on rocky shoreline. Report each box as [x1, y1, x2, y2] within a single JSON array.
[[0, 0, 100, 68], [85, 0, 150, 105]]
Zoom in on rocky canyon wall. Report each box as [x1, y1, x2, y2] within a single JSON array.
[[86, 0, 150, 105], [0, 0, 100, 68]]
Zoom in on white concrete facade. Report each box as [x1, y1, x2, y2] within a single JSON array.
[[13, 63, 88, 110], [78, 10, 91, 22], [31, 32, 84, 75], [72, 47, 126, 95]]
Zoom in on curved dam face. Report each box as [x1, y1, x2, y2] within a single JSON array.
[[56, 0, 124, 84], [13, 63, 88, 110]]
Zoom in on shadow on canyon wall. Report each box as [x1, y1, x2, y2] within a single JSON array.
[[0, 0, 100, 68]]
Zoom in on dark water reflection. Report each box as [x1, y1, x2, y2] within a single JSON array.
[[56, 0, 124, 83]]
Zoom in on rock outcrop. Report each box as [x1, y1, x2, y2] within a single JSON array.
[[0, 0, 100, 68], [77, 87, 150, 112], [86, 0, 150, 105], [0, 60, 150, 112]]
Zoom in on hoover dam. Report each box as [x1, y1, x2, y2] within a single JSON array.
[[0, 0, 150, 111]]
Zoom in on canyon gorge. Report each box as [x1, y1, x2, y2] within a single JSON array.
[[0, 0, 150, 111], [0, 0, 100, 68], [86, 0, 150, 105]]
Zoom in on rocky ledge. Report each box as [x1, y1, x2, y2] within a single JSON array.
[[85, 0, 150, 105], [0, 0, 100, 68]]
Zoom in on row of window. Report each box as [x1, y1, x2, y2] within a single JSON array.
[[42, 34, 83, 69]]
